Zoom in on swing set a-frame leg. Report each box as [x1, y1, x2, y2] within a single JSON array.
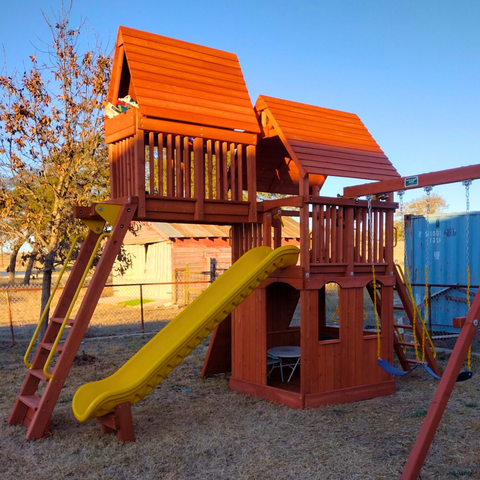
[[401, 287, 480, 480]]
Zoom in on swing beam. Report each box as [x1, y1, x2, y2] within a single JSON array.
[[343, 164, 480, 198]]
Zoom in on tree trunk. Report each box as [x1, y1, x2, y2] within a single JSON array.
[[7, 245, 20, 284], [23, 253, 36, 285], [40, 252, 55, 334]]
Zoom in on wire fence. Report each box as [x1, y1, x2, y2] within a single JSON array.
[[0, 275, 218, 346], [2, 278, 479, 355]]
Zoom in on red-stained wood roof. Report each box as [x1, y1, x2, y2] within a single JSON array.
[[255, 95, 399, 181], [110, 26, 260, 134]]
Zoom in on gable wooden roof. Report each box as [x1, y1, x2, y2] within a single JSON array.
[[255, 95, 399, 181], [109, 26, 260, 134]]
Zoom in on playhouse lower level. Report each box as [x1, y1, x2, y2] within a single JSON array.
[[227, 265, 396, 409]]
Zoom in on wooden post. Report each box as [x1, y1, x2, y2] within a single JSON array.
[[401, 287, 480, 479], [299, 175, 310, 273], [134, 131, 145, 216], [96, 401, 136, 443], [247, 145, 257, 222]]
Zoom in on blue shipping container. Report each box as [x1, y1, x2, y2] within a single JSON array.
[[404, 212, 480, 333]]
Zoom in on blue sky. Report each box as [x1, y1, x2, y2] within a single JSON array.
[[1, 0, 479, 212]]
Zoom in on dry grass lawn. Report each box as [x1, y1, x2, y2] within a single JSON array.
[[1, 330, 480, 480]]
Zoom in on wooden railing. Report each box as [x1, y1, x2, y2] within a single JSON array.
[[108, 125, 256, 221], [309, 197, 395, 267], [143, 133, 248, 201]]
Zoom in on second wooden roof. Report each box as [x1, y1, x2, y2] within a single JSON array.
[[256, 95, 399, 181]]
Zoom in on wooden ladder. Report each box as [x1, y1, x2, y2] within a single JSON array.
[[8, 202, 136, 439], [392, 266, 441, 376]]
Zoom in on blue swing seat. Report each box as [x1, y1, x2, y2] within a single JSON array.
[[378, 357, 441, 379]]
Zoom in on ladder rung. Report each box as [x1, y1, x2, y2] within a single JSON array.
[[39, 342, 64, 354], [18, 394, 41, 410], [393, 305, 405, 310], [404, 359, 422, 364], [396, 341, 421, 348], [28, 369, 49, 382], [393, 324, 413, 329], [51, 317, 75, 327]]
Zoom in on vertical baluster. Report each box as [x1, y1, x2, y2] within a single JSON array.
[[331, 206, 337, 263], [325, 205, 331, 263], [118, 141, 124, 197], [362, 207, 367, 263], [222, 142, 229, 199], [373, 209, 379, 263], [379, 209, 384, 262], [126, 138, 133, 196], [337, 206, 344, 262], [193, 138, 204, 220], [166, 134, 174, 196], [215, 141, 222, 200], [237, 144, 243, 200], [355, 207, 361, 262], [130, 137, 136, 197], [245, 223, 253, 251], [312, 204, 320, 263], [206, 140, 213, 199], [183, 136, 191, 198], [109, 144, 117, 198], [230, 143, 236, 200], [175, 135, 183, 197], [344, 207, 355, 270], [157, 133, 164, 196], [319, 205, 325, 262], [148, 132, 155, 195]]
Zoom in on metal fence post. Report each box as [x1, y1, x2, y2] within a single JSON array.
[[139, 284, 144, 333]]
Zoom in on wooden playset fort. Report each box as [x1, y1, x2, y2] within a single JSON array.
[[8, 26, 480, 479]]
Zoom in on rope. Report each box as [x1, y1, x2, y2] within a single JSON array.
[[463, 179, 473, 371], [423, 186, 433, 364]]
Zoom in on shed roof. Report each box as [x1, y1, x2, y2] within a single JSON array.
[[255, 95, 399, 182], [124, 219, 300, 245], [110, 26, 260, 134]]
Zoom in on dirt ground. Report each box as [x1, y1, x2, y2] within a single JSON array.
[[1, 330, 480, 480]]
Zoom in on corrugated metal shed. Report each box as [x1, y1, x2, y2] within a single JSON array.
[[111, 26, 260, 134], [255, 95, 399, 182], [404, 212, 480, 332]]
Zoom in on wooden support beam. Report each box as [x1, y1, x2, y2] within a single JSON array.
[[96, 402, 136, 442], [247, 145, 257, 222], [344, 164, 480, 198], [401, 288, 480, 479]]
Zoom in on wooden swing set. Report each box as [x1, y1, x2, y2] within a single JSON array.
[[7, 26, 480, 479]]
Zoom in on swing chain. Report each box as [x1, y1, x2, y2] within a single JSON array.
[[398, 190, 405, 215], [463, 180, 472, 273]]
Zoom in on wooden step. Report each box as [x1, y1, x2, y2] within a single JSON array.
[[39, 342, 64, 354], [18, 394, 41, 410], [50, 316, 75, 327], [393, 324, 413, 330], [396, 341, 421, 348], [28, 369, 49, 382]]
